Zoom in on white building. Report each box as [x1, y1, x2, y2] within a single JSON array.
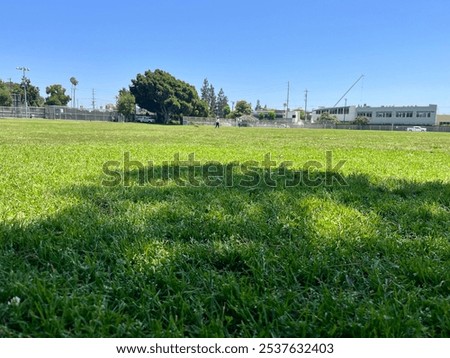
[[311, 105, 357, 123], [311, 104, 437, 125], [254, 109, 304, 123]]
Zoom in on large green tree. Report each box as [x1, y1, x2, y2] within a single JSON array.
[[233, 100, 252, 117], [24, 80, 44, 107], [130, 69, 208, 123], [0, 81, 12, 106], [200, 78, 217, 116], [317, 112, 338, 124], [45, 84, 71, 106], [0, 79, 44, 107], [200, 79, 230, 117], [216, 88, 229, 118], [116, 88, 135, 121], [0, 88, 11, 106], [353, 116, 369, 125]]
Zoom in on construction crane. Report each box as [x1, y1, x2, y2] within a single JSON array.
[[333, 74, 364, 107]]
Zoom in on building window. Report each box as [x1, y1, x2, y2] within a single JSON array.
[[344, 107, 349, 114], [376, 111, 392, 118], [338, 108, 343, 114], [357, 111, 372, 117], [396, 111, 413, 118], [417, 111, 432, 118]]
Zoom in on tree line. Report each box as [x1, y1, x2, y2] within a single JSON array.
[[1, 69, 371, 126], [1, 68, 255, 123], [0, 79, 74, 107], [118, 69, 329, 124], [2, 68, 315, 124], [118, 69, 256, 124]]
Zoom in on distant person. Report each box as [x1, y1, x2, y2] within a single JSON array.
[[215, 117, 220, 128]]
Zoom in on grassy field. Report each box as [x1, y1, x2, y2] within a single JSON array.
[[0, 119, 449, 337]]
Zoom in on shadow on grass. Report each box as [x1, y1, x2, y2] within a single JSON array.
[[0, 166, 449, 337]]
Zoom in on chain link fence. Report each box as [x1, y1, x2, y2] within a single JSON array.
[[2, 109, 449, 132], [0, 106, 124, 122], [183, 116, 450, 132]]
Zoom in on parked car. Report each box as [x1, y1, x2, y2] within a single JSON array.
[[407, 126, 427, 132], [135, 115, 155, 123]]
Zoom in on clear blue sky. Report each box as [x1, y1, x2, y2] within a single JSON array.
[[2, 0, 450, 113]]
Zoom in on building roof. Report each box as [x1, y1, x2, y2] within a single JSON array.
[[437, 114, 450, 124]]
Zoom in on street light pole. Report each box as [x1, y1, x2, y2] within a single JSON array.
[[16, 67, 30, 118]]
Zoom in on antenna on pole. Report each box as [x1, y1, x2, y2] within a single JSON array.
[[333, 74, 364, 107]]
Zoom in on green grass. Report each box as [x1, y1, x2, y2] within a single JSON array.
[[0, 119, 449, 337]]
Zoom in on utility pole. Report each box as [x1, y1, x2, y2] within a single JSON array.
[[285, 81, 290, 118], [92, 89, 96, 110], [304, 89, 308, 122], [343, 98, 347, 122], [16, 67, 30, 118], [8, 78, 12, 105]]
